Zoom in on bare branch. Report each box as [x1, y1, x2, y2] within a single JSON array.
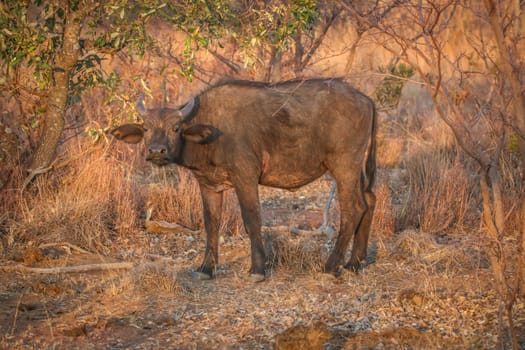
[[1, 262, 133, 274], [299, 9, 340, 70]]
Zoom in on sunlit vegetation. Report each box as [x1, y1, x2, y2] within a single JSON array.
[[0, 1, 524, 348]]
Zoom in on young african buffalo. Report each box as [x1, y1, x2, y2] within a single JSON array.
[[111, 78, 377, 282]]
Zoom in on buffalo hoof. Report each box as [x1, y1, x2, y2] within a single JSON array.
[[344, 259, 364, 272], [192, 271, 212, 280], [248, 273, 265, 283], [319, 272, 337, 281], [323, 263, 344, 276], [320, 267, 350, 281]]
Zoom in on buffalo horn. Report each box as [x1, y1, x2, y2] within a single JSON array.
[[176, 96, 196, 121], [136, 93, 147, 116]]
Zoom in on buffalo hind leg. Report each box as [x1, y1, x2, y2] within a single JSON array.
[[194, 186, 223, 280], [232, 177, 266, 282], [345, 187, 375, 271], [324, 172, 367, 276]]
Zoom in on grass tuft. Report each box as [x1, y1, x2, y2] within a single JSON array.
[[264, 230, 326, 273]]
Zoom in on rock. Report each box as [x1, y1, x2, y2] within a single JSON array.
[[274, 321, 331, 350]]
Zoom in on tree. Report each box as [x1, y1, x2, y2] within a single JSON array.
[[152, 0, 324, 82], [339, 1, 524, 348], [0, 0, 152, 186]]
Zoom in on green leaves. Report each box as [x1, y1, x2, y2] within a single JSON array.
[[250, 1, 318, 51], [150, 0, 239, 80], [181, 35, 195, 81], [0, 1, 56, 79], [375, 63, 415, 111], [0, 0, 162, 117], [149, 1, 321, 79], [69, 55, 124, 105]]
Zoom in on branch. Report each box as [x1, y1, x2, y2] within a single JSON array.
[[299, 9, 340, 70], [1, 262, 133, 274], [145, 219, 201, 235], [21, 164, 55, 193], [21, 142, 105, 193], [38, 242, 93, 255], [208, 50, 241, 74]]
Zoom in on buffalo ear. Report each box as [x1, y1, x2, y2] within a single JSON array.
[[110, 124, 145, 144], [182, 124, 222, 144]]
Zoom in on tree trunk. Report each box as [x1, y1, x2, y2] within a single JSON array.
[[483, 2, 524, 348], [28, 5, 81, 173], [484, 0, 525, 290], [520, 199, 525, 297]]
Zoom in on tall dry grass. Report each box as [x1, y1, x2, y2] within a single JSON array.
[[4, 142, 141, 252], [377, 110, 481, 235], [0, 132, 245, 258], [0, 138, 198, 255], [400, 146, 478, 233], [145, 167, 243, 235], [145, 166, 203, 230], [371, 181, 395, 237]]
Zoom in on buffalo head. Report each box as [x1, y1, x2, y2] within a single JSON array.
[[111, 94, 220, 166]]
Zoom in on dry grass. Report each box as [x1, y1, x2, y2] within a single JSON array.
[[264, 230, 326, 273], [342, 327, 451, 350], [375, 110, 483, 235], [6, 143, 142, 252], [499, 153, 525, 233], [145, 167, 203, 230], [131, 261, 182, 294], [371, 182, 396, 238], [144, 161, 243, 237], [377, 132, 405, 168], [2, 138, 207, 254], [1, 92, 524, 350], [391, 230, 486, 274], [1, 146, 524, 349], [395, 144, 478, 234]]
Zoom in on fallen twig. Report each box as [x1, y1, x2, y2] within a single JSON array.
[[21, 164, 54, 192], [1, 262, 133, 274], [145, 209, 201, 235], [38, 242, 93, 255], [145, 220, 201, 235]]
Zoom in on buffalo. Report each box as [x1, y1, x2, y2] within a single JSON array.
[[111, 78, 377, 282]]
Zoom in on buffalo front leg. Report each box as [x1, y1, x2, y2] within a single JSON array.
[[193, 185, 223, 280], [233, 178, 266, 282]]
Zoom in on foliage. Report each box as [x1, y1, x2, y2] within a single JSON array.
[[508, 133, 521, 155], [90, 1, 158, 56], [375, 63, 415, 111], [150, 0, 320, 78], [237, 0, 319, 69], [0, 0, 163, 155], [248, 0, 318, 51], [1, 0, 323, 130], [0, 0, 154, 101], [0, 0, 57, 88]]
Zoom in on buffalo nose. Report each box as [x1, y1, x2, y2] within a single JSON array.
[[148, 145, 168, 155]]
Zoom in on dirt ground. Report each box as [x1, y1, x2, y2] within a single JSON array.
[[1, 177, 524, 349]]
